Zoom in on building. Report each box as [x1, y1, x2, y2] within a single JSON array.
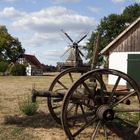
[[100, 17, 140, 85], [18, 54, 43, 76]]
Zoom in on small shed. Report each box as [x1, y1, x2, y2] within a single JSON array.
[[100, 17, 140, 85], [18, 54, 43, 76]]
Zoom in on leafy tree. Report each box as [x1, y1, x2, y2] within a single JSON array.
[[0, 61, 8, 73], [85, 31, 98, 64], [42, 64, 57, 72], [0, 26, 25, 62], [10, 64, 26, 76], [99, 14, 127, 49], [85, 3, 140, 64], [123, 3, 140, 24]]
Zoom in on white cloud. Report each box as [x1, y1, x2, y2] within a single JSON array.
[[12, 6, 96, 33], [0, 6, 96, 35], [53, 0, 81, 4], [112, 0, 125, 3], [45, 50, 62, 57], [24, 32, 62, 47], [135, 0, 140, 3], [0, 7, 25, 18], [88, 6, 101, 14]]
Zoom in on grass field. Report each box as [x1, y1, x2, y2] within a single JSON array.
[[0, 73, 68, 140], [0, 73, 140, 140]]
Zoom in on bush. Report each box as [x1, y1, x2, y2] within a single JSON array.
[[19, 99, 38, 116], [10, 64, 26, 76], [0, 61, 8, 72]]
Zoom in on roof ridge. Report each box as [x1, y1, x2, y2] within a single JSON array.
[[100, 16, 140, 55]]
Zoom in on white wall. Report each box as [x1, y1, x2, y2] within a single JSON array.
[[26, 65, 31, 76], [108, 52, 140, 85]]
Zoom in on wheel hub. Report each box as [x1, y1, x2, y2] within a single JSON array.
[[96, 105, 114, 121]]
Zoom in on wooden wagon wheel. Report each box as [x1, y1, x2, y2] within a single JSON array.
[[48, 67, 89, 124], [61, 69, 140, 140]]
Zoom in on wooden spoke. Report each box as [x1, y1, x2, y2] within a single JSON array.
[[108, 76, 121, 104], [112, 91, 136, 107], [103, 124, 108, 140], [72, 116, 96, 137], [57, 80, 68, 90], [95, 74, 106, 104], [114, 116, 138, 127], [114, 108, 140, 113], [79, 104, 88, 123], [67, 112, 95, 121], [82, 82, 95, 100], [90, 120, 101, 140], [67, 104, 76, 114], [82, 82, 92, 94], [69, 72, 74, 83], [71, 98, 94, 109]]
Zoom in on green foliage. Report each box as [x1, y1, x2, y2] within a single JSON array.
[[85, 3, 140, 64], [0, 26, 25, 62], [19, 99, 38, 116], [10, 64, 26, 76], [84, 31, 99, 64], [123, 3, 140, 23], [99, 14, 126, 49], [42, 64, 57, 72], [0, 61, 8, 72]]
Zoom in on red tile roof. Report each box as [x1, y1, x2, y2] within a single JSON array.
[[22, 54, 42, 68]]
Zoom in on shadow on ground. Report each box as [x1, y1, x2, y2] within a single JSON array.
[[3, 112, 140, 140], [106, 119, 140, 140], [3, 111, 61, 129]]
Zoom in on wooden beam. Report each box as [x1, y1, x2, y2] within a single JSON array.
[[91, 32, 101, 70]]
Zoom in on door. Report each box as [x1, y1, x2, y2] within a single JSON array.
[[127, 54, 140, 86]]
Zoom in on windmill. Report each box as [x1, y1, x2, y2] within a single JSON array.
[[60, 30, 87, 68]]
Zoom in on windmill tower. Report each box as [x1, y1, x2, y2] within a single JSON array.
[[66, 47, 83, 66]]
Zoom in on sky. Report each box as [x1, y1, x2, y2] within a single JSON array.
[[0, 0, 139, 66]]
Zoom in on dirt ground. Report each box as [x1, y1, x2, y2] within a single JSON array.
[[0, 74, 140, 140], [0, 74, 68, 140]]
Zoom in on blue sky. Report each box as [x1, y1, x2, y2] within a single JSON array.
[[0, 0, 139, 65]]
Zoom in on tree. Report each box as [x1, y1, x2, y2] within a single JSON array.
[[0, 61, 8, 73], [10, 64, 26, 76], [85, 31, 98, 64], [123, 3, 140, 24], [42, 64, 57, 72], [85, 3, 140, 64], [0, 26, 25, 62]]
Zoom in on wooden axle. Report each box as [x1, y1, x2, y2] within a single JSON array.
[[32, 89, 89, 103], [32, 88, 133, 104], [32, 89, 65, 102]]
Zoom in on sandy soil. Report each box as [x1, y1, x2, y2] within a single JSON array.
[[0, 75, 68, 140], [0, 75, 140, 140]]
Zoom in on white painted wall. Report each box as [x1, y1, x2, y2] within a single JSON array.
[[26, 65, 31, 76], [108, 52, 140, 85]]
